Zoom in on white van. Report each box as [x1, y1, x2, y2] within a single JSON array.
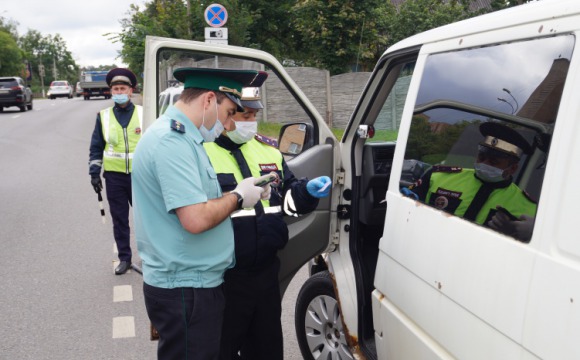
[[142, 1, 580, 358]]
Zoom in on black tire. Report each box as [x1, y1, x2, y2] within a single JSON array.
[[27, 101, 33, 110], [295, 271, 354, 360], [0, 107, 3, 112], [19, 105, 26, 112]]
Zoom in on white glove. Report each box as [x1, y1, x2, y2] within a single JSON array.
[[233, 177, 264, 209], [260, 182, 271, 200], [488, 209, 535, 242]]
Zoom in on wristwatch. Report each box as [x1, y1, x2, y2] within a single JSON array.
[[231, 191, 243, 210]]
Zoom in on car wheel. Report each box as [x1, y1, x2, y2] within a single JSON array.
[[0, 107, 3, 112], [27, 101, 33, 110], [295, 271, 354, 360], [19, 105, 26, 112]]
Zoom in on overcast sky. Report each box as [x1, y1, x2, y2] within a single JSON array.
[[1, 0, 148, 68]]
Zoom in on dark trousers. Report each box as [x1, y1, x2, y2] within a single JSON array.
[[219, 258, 283, 360], [144, 282, 225, 360], [103, 171, 132, 262]]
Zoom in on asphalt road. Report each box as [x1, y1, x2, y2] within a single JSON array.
[[0, 96, 307, 359]]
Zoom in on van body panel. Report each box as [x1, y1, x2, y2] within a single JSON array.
[[372, 1, 580, 359], [374, 196, 537, 359]]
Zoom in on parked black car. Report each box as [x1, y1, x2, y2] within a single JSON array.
[[0, 76, 33, 112]]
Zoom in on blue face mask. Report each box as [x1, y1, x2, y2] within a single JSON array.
[[474, 162, 506, 183], [199, 101, 225, 142], [112, 94, 129, 105]]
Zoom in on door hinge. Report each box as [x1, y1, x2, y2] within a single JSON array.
[[336, 171, 345, 185], [328, 230, 339, 251]]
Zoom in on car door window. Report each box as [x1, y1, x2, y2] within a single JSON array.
[[401, 34, 574, 242], [156, 48, 315, 142]]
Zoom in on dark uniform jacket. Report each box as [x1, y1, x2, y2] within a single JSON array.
[[207, 135, 319, 271]]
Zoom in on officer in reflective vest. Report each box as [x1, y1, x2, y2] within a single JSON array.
[[204, 73, 331, 360], [410, 122, 537, 242], [88, 68, 142, 275]]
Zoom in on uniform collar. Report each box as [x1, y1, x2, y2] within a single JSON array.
[[215, 134, 242, 150], [114, 101, 134, 112]]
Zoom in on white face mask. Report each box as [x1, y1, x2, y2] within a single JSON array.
[[226, 121, 257, 144], [474, 162, 506, 183], [199, 100, 225, 142]]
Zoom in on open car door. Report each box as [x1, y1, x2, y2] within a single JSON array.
[[142, 36, 339, 293]]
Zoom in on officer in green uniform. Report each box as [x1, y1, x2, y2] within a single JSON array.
[[410, 122, 537, 242], [132, 68, 269, 360]]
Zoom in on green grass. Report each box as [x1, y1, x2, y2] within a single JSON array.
[[257, 122, 283, 138], [258, 122, 398, 142]]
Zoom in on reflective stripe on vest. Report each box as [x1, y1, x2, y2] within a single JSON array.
[[204, 138, 283, 208], [101, 105, 143, 173], [230, 206, 283, 218]]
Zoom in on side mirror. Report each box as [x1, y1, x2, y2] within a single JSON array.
[[278, 123, 314, 156]]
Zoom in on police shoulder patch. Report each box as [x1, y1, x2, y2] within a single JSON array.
[[432, 165, 463, 173], [254, 133, 278, 148], [170, 119, 186, 134]]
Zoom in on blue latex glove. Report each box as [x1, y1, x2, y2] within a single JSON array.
[[307, 176, 332, 198], [400, 187, 419, 200]]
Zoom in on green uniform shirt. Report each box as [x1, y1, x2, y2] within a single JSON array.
[[132, 105, 234, 289]]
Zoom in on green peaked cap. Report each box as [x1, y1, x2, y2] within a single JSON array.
[[173, 68, 265, 111]]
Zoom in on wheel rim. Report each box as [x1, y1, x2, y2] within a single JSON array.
[[303, 295, 353, 359]]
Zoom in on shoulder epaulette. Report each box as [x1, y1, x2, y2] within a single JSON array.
[[523, 190, 538, 204], [170, 119, 186, 134], [254, 133, 278, 148], [432, 165, 462, 173]]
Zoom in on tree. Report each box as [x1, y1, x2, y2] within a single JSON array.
[[0, 15, 19, 41], [0, 30, 24, 76], [291, 0, 393, 74], [19, 30, 79, 91]]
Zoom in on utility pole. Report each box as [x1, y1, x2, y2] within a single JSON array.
[[39, 60, 46, 98], [53, 57, 58, 80]]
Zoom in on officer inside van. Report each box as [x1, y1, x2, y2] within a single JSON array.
[[407, 122, 537, 242]]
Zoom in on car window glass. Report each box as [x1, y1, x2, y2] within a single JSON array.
[[156, 48, 316, 152], [401, 34, 574, 242], [366, 61, 415, 143], [0, 80, 17, 88]]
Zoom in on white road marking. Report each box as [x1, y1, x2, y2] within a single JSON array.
[[113, 285, 133, 302], [112, 316, 135, 338], [113, 242, 118, 254]]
